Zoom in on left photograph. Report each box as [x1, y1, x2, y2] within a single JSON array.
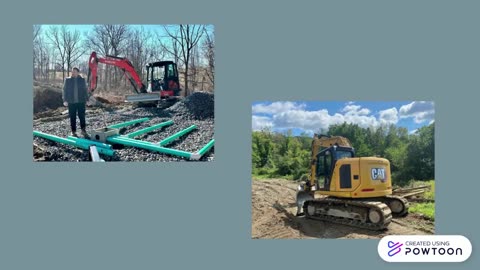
[[33, 24, 215, 162]]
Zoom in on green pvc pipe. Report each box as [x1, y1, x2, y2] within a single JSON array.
[[80, 144, 115, 156], [198, 139, 215, 155], [67, 136, 113, 149], [125, 120, 174, 138], [110, 136, 155, 147], [34, 131, 80, 147], [107, 136, 192, 159], [34, 131, 114, 156], [108, 117, 149, 129], [159, 125, 197, 146]]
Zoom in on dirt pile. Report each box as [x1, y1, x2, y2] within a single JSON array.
[[33, 83, 63, 113], [167, 92, 214, 119], [251, 178, 433, 239]]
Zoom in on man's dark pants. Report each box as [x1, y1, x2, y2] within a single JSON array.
[[68, 102, 86, 132]]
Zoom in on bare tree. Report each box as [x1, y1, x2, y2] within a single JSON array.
[[33, 25, 42, 80], [86, 25, 111, 90], [158, 30, 181, 66], [34, 34, 52, 82], [190, 44, 200, 90], [38, 38, 48, 81], [163, 24, 205, 96], [147, 38, 166, 64], [202, 28, 215, 89], [126, 27, 153, 81], [85, 25, 130, 90], [46, 26, 68, 80], [64, 28, 84, 77], [105, 25, 130, 88], [50, 45, 59, 82]]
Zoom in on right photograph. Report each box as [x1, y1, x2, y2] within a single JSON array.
[[251, 101, 435, 239]]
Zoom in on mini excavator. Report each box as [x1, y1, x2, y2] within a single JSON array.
[[87, 51, 181, 104], [295, 134, 409, 230]]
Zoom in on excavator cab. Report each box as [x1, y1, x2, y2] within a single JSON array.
[[146, 61, 180, 97], [315, 146, 355, 191]]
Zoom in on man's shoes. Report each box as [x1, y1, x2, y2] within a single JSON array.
[[70, 131, 78, 137], [81, 129, 90, 139]]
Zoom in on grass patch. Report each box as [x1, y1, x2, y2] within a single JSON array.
[[409, 202, 435, 221], [423, 180, 435, 200], [403, 179, 435, 200]]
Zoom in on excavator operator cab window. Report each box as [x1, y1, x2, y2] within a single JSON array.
[[148, 66, 166, 91], [316, 150, 333, 191], [153, 66, 165, 81], [166, 64, 176, 78], [336, 150, 354, 160]]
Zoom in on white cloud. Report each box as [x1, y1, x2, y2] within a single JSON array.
[[252, 102, 433, 135], [342, 104, 371, 115], [252, 102, 306, 115], [252, 115, 273, 130], [399, 101, 435, 124], [270, 104, 379, 134], [409, 129, 418, 135], [273, 109, 336, 132], [379, 107, 399, 125]]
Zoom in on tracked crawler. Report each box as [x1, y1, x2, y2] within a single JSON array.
[[304, 198, 392, 230], [296, 134, 409, 230]]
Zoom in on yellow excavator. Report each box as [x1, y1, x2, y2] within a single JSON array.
[[295, 134, 408, 230]]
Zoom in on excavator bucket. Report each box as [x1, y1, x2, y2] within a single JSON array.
[[295, 190, 313, 216]]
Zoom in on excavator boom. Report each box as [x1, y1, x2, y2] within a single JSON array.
[[311, 134, 352, 159], [88, 51, 145, 94]]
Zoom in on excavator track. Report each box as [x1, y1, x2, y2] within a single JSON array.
[[303, 197, 392, 230], [361, 195, 409, 217], [382, 195, 409, 217]]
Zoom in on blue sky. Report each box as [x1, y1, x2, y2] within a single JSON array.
[[252, 101, 435, 136], [39, 24, 213, 38], [40, 24, 167, 36]]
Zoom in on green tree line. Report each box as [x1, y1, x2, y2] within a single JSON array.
[[252, 122, 434, 185]]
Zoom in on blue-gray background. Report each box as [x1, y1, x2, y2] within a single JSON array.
[[0, 0, 478, 269]]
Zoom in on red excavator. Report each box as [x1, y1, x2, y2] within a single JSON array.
[[87, 51, 181, 103]]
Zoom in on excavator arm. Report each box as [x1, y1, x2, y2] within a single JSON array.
[[87, 51, 146, 94]]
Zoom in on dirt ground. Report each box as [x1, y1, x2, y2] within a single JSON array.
[[251, 178, 435, 239]]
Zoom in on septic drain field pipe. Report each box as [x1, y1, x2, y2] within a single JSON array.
[[67, 136, 113, 149], [33, 131, 115, 156], [34, 118, 214, 160], [107, 135, 215, 160], [108, 117, 150, 129], [125, 120, 174, 138], [198, 139, 215, 156], [159, 125, 197, 146], [107, 136, 193, 159]]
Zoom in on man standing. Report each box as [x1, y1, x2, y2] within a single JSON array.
[[63, 67, 89, 137]]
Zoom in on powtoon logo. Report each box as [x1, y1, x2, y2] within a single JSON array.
[[387, 241, 403, 256], [378, 235, 472, 262]]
